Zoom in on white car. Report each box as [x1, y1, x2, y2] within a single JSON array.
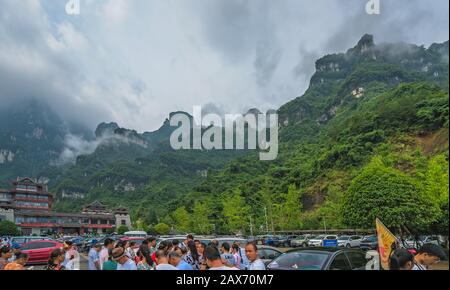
[[308, 235, 338, 247], [338, 235, 362, 248], [404, 236, 443, 248]]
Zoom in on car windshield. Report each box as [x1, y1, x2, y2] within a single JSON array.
[[269, 252, 329, 270], [297, 236, 305, 239], [339, 236, 350, 240], [366, 236, 377, 242]]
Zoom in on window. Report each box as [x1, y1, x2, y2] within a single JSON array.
[[346, 251, 368, 270], [329, 253, 351, 270], [21, 242, 56, 250], [260, 249, 281, 260], [121, 220, 126, 225]]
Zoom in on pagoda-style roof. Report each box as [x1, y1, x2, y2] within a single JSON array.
[[82, 201, 109, 214], [114, 205, 129, 214]]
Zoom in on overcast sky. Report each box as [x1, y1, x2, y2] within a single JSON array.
[[0, 0, 448, 132]]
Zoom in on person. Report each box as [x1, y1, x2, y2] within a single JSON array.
[[102, 249, 118, 270], [210, 240, 219, 249], [99, 238, 115, 270], [155, 250, 178, 270], [389, 248, 414, 270], [220, 242, 236, 267], [148, 237, 157, 254], [182, 234, 194, 249], [61, 240, 77, 269], [172, 239, 180, 248], [88, 243, 102, 270], [245, 243, 265, 270], [169, 251, 193, 270], [231, 243, 242, 269], [3, 253, 29, 270], [112, 247, 137, 270], [0, 246, 13, 270], [45, 249, 66, 270], [197, 242, 207, 270], [123, 241, 136, 260], [152, 240, 169, 264], [413, 243, 447, 270], [184, 240, 200, 270], [136, 248, 152, 270], [234, 241, 249, 270], [204, 246, 238, 270]]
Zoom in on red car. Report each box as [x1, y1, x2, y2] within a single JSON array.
[[20, 240, 63, 265]]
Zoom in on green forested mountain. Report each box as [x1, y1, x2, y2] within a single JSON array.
[[0, 35, 448, 236], [169, 35, 449, 235]]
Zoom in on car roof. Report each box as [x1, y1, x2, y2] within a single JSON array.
[[24, 239, 58, 244], [258, 245, 283, 252], [286, 247, 356, 254]]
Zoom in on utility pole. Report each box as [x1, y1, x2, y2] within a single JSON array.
[[249, 216, 254, 237], [264, 207, 269, 234]]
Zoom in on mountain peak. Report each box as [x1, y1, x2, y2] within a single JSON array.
[[95, 122, 119, 138], [349, 34, 375, 55]]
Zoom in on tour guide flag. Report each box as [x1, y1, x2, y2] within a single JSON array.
[[376, 218, 398, 270]]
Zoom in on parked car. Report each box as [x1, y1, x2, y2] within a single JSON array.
[[360, 235, 378, 251], [10, 236, 50, 249], [308, 235, 325, 247], [338, 235, 362, 248], [308, 235, 338, 247], [267, 247, 371, 270], [290, 235, 310, 248], [258, 246, 283, 265], [404, 236, 444, 249], [20, 240, 63, 265], [264, 236, 280, 247], [119, 236, 145, 247], [215, 238, 248, 248]]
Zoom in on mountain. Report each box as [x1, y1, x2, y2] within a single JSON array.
[[0, 98, 93, 185], [170, 35, 449, 234], [1, 35, 448, 235]]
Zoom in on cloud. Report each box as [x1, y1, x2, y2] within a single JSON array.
[[0, 0, 448, 133]]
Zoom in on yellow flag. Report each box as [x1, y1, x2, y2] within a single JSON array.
[[375, 218, 398, 270]]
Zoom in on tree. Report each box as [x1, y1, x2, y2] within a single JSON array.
[[192, 201, 213, 234], [423, 154, 449, 235], [278, 184, 303, 230], [135, 218, 149, 233], [342, 157, 439, 232], [222, 188, 249, 234], [154, 223, 170, 235], [116, 225, 129, 235], [0, 221, 19, 236], [172, 207, 190, 233]]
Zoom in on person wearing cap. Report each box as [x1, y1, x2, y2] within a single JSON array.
[[88, 243, 102, 270], [112, 247, 137, 270], [413, 243, 447, 270]]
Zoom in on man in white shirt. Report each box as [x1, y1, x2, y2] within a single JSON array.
[[205, 246, 239, 270], [245, 243, 266, 270], [99, 238, 115, 270]]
